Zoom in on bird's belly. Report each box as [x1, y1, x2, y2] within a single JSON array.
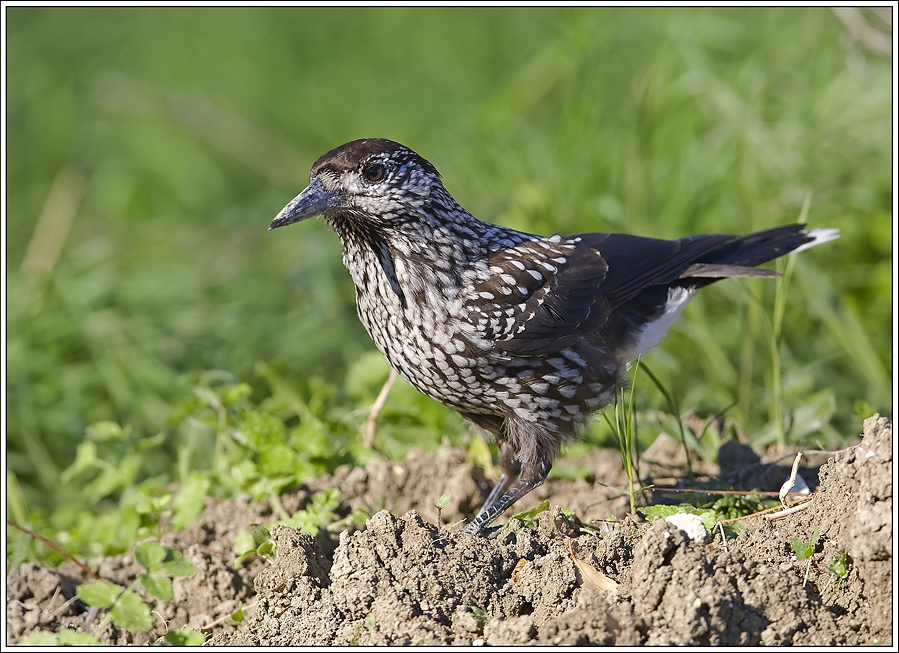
[[357, 298, 618, 433], [358, 300, 491, 412]]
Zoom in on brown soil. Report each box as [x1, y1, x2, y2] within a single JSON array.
[[6, 414, 893, 646]]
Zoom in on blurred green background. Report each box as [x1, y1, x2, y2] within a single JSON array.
[[5, 7, 893, 559]]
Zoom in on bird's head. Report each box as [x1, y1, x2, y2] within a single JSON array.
[[269, 138, 444, 231]]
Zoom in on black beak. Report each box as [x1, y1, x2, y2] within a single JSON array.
[[269, 178, 339, 230]]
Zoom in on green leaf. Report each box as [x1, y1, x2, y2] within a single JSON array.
[[140, 572, 174, 601], [193, 385, 224, 412], [791, 529, 819, 561], [235, 525, 274, 567], [158, 627, 206, 646], [223, 382, 252, 406], [136, 542, 196, 577], [83, 452, 141, 502], [257, 443, 298, 476], [58, 629, 96, 645], [828, 550, 849, 579], [76, 580, 121, 608], [158, 552, 198, 578], [135, 541, 167, 572], [312, 487, 341, 513], [286, 510, 323, 536], [513, 500, 551, 520], [234, 550, 254, 568], [86, 421, 130, 442], [249, 523, 272, 547], [790, 538, 811, 560], [505, 500, 551, 529], [639, 504, 721, 533], [283, 489, 342, 535], [60, 440, 99, 483], [135, 431, 167, 453], [20, 631, 66, 646], [241, 410, 287, 450], [110, 588, 153, 632], [470, 605, 489, 626]]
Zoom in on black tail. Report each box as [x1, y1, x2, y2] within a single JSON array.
[[595, 223, 839, 360], [685, 224, 838, 275]]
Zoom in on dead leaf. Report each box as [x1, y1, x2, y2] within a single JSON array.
[[567, 537, 619, 594], [511, 558, 528, 582]]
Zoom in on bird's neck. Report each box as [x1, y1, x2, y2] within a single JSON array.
[[330, 203, 484, 283], [327, 198, 538, 317]]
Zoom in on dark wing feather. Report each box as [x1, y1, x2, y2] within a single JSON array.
[[466, 236, 610, 355], [576, 232, 735, 307], [469, 224, 816, 358], [471, 232, 732, 356]]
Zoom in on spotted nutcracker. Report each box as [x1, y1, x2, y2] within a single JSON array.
[[270, 138, 838, 535]]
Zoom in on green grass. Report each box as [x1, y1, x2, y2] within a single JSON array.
[[5, 7, 892, 561]]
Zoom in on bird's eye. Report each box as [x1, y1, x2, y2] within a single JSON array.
[[363, 163, 386, 183]]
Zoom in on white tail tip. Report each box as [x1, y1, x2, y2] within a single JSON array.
[[792, 227, 840, 254]]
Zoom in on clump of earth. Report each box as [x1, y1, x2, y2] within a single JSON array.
[[6, 414, 892, 646]]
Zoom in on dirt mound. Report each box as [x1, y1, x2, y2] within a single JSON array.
[[6, 415, 892, 646]]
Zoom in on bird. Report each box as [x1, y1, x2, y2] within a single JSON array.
[[270, 138, 839, 536]]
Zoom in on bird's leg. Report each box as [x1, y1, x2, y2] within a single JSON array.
[[463, 442, 552, 536], [474, 439, 521, 515]]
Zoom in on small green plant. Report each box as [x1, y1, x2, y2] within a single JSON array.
[[602, 361, 644, 516], [45, 421, 177, 558], [435, 492, 452, 528], [172, 371, 335, 522], [25, 541, 201, 646], [791, 529, 819, 587], [329, 503, 376, 532], [470, 605, 490, 627], [284, 488, 342, 536], [641, 363, 694, 476], [19, 630, 96, 646], [234, 489, 374, 567], [790, 529, 819, 560], [640, 491, 771, 540], [349, 612, 378, 645], [708, 493, 771, 521], [624, 527, 641, 552], [503, 500, 550, 530], [158, 627, 207, 646], [827, 550, 849, 597], [228, 603, 246, 627], [828, 550, 848, 579], [639, 504, 715, 532], [234, 524, 276, 567]]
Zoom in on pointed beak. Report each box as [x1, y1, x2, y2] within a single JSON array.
[[269, 178, 340, 230]]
